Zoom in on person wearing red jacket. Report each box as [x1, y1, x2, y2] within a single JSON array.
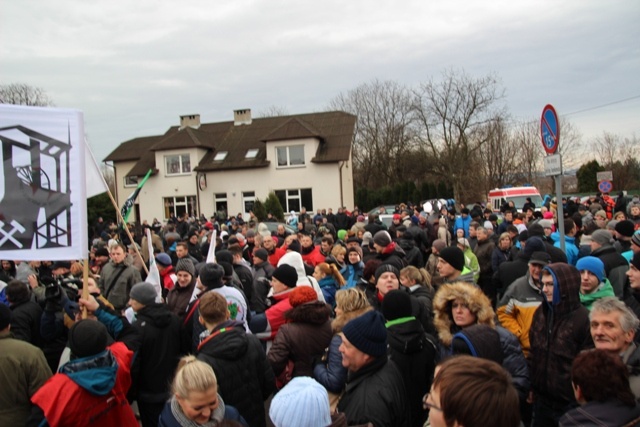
[[31, 295, 140, 427], [300, 233, 326, 267]]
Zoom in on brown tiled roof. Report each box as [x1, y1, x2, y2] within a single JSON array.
[[104, 111, 356, 174], [104, 135, 162, 162]]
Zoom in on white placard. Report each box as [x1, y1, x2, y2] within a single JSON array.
[[544, 154, 562, 177]]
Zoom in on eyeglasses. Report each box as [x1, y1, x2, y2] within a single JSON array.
[[423, 393, 442, 412]]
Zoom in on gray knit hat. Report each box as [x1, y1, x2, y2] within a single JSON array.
[[373, 230, 392, 247], [175, 258, 196, 277], [129, 282, 157, 306], [591, 229, 614, 246]]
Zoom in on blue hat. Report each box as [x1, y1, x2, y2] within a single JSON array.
[[576, 256, 605, 283], [342, 310, 387, 357], [155, 253, 172, 266], [269, 377, 331, 427]]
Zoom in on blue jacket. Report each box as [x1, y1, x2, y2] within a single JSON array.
[[318, 276, 338, 307], [313, 334, 348, 394], [344, 262, 364, 289], [551, 232, 579, 266], [158, 397, 248, 427], [454, 215, 471, 238]]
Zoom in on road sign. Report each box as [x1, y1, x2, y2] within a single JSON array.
[[540, 104, 560, 154], [544, 154, 562, 176], [597, 171, 613, 182], [598, 180, 613, 193]]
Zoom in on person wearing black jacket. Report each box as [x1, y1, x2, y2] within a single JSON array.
[[196, 291, 275, 427], [5, 279, 43, 348], [128, 282, 184, 427]]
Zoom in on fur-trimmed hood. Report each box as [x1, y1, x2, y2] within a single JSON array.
[[433, 281, 495, 346], [285, 300, 332, 325]]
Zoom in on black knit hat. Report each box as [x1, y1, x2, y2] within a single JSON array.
[[632, 252, 640, 271], [287, 240, 301, 253], [254, 248, 269, 262], [215, 250, 233, 264], [342, 310, 387, 357], [175, 258, 196, 277], [615, 220, 635, 238], [382, 289, 412, 321], [199, 263, 224, 289], [438, 246, 465, 271], [374, 264, 400, 283], [451, 324, 504, 365], [218, 261, 234, 280], [273, 264, 298, 288], [373, 230, 392, 247], [68, 319, 108, 358]]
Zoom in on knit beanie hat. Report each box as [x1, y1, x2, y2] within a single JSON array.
[[198, 263, 224, 288], [451, 324, 504, 365], [591, 229, 614, 246], [522, 237, 545, 259], [254, 248, 269, 262], [273, 264, 298, 288], [632, 252, 640, 271], [342, 310, 387, 357], [337, 229, 347, 242], [382, 289, 413, 321], [632, 232, 640, 248], [576, 256, 605, 283], [289, 286, 318, 307], [218, 261, 234, 281], [175, 258, 195, 277], [0, 303, 11, 330], [432, 239, 446, 253], [269, 377, 331, 427], [68, 319, 108, 358], [129, 282, 157, 306], [483, 220, 494, 230], [362, 231, 373, 247], [595, 210, 607, 219], [373, 230, 392, 247], [215, 250, 233, 264], [438, 246, 465, 271], [457, 238, 470, 248], [374, 264, 400, 283], [615, 220, 635, 238]]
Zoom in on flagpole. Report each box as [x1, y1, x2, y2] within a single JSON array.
[[104, 187, 149, 276], [82, 259, 89, 319]]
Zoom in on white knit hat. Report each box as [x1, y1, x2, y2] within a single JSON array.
[[269, 377, 331, 427]]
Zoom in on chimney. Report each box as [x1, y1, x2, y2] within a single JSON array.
[[234, 109, 252, 126], [179, 114, 200, 129]]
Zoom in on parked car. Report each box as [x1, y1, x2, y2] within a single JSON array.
[[262, 222, 297, 235]]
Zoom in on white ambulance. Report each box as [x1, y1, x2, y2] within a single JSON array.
[[488, 186, 543, 212]]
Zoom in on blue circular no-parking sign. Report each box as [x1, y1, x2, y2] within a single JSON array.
[[540, 104, 560, 154], [598, 180, 613, 193]]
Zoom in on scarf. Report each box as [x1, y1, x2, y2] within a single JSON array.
[[170, 394, 225, 427]]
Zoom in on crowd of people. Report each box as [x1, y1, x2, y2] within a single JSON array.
[[2, 192, 640, 426]]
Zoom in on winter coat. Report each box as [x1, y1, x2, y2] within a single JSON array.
[[434, 282, 530, 401], [559, 399, 640, 427], [591, 244, 629, 297], [491, 246, 511, 272], [197, 320, 275, 427], [337, 356, 410, 427], [551, 233, 579, 266], [579, 279, 616, 310], [376, 242, 407, 271], [386, 317, 437, 427], [166, 279, 197, 320], [493, 255, 529, 296], [408, 285, 435, 335], [529, 263, 593, 405], [131, 303, 184, 403], [454, 215, 471, 237], [397, 238, 424, 269], [269, 301, 332, 378], [622, 342, 640, 399], [344, 261, 364, 289], [317, 276, 339, 307], [0, 331, 52, 426], [99, 260, 142, 311], [474, 239, 495, 276], [31, 342, 137, 427], [497, 272, 544, 356], [9, 298, 43, 348], [249, 290, 293, 342], [158, 396, 248, 427]]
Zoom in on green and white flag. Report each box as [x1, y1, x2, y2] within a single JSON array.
[[120, 169, 152, 223]]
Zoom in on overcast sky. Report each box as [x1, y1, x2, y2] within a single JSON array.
[[2, 0, 639, 164]]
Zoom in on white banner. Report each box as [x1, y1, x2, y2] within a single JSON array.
[[0, 104, 87, 260]]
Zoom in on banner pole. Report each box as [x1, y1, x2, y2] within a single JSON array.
[[82, 259, 89, 319]]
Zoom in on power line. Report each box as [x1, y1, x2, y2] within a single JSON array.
[[562, 94, 640, 117]]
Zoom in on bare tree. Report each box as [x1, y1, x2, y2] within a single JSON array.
[[329, 79, 418, 188], [412, 69, 506, 204], [0, 83, 54, 106], [592, 132, 640, 190], [511, 120, 543, 185], [255, 105, 289, 117], [556, 117, 584, 169], [477, 116, 522, 192]]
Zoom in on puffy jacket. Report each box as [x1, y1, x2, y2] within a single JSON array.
[[268, 301, 333, 378], [337, 356, 410, 427], [529, 263, 593, 405], [314, 334, 348, 393], [197, 320, 275, 427]]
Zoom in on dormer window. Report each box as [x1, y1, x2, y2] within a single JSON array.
[[214, 151, 228, 161], [245, 148, 259, 159]]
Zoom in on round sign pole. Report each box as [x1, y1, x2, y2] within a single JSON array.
[[540, 104, 565, 252]]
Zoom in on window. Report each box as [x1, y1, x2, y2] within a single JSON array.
[[164, 195, 196, 219], [245, 148, 259, 159], [242, 191, 255, 215], [214, 193, 228, 220], [276, 145, 305, 167], [275, 188, 313, 213], [124, 176, 138, 187], [214, 151, 228, 161], [165, 154, 191, 175]]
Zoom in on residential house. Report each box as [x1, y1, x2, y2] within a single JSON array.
[[104, 109, 356, 223]]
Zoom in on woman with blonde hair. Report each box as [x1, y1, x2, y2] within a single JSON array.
[[159, 355, 248, 426], [313, 262, 346, 307], [399, 265, 435, 334], [492, 232, 512, 272], [313, 288, 372, 406]]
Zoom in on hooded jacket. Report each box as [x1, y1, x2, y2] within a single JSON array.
[[268, 301, 333, 378], [131, 303, 183, 402], [529, 263, 593, 405], [591, 244, 629, 297], [434, 282, 530, 400], [197, 320, 275, 427], [579, 279, 615, 310]]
